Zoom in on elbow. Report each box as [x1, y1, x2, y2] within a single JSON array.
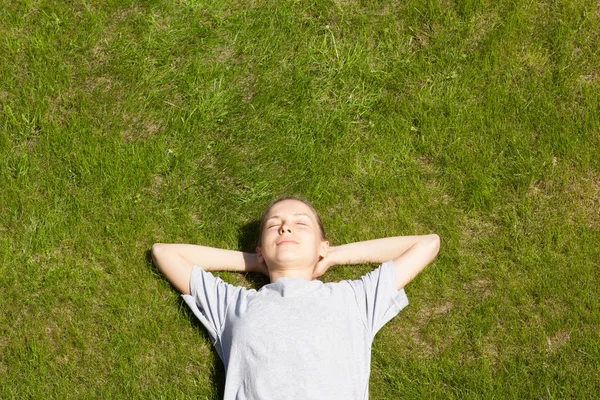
[[151, 243, 164, 253], [428, 233, 440, 245], [427, 234, 441, 257], [151, 243, 168, 266], [151, 243, 163, 257]]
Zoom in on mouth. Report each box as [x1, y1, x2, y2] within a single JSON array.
[[276, 239, 299, 246]]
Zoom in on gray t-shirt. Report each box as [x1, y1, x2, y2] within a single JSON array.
[[182, 261, 408, 400]]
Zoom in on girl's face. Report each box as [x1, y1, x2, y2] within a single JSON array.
[[256, 199, 328, 270]]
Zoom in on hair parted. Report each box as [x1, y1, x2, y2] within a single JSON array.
[[257, 197, 326, 247]]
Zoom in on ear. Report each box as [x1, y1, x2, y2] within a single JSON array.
[[319, 240, 329, 258], [256, 247, 264, 264]]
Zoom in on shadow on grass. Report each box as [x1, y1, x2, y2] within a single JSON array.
[[237, 219, 271, 288], [144, 249, 226, 398], [145, 218, 269, 398]]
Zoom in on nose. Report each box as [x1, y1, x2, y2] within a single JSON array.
[[278, 221, 292, 234]]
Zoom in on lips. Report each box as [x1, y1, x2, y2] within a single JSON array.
[[276, 239, 299, 246]]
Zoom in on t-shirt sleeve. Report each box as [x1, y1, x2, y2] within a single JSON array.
[[181, 266, 242, 343], [349, 260, 409, 338]]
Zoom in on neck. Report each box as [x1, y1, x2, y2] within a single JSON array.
[[269, 267, 314, 282]]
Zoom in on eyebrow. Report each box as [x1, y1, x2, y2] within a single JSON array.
[[266, 213, 312, 221]]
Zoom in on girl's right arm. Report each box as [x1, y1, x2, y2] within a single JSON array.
[[151, 244, 267, 295]]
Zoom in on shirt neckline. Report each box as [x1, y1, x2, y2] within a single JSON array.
[[262, 277, 323, 297]]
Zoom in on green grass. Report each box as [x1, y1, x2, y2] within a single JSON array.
[[1, 0, 599, 398]]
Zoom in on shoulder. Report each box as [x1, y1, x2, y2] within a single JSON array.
[[189, 266, 255, 296], [322, 262, 395, 294], [347, 261, 396, 285]]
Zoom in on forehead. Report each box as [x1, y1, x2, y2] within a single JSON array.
[[266, 200, 317, 220]]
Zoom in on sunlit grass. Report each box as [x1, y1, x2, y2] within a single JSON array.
[[1, 0, 599, 398]]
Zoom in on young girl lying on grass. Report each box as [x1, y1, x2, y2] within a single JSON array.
[[152, 197, 440, 400]]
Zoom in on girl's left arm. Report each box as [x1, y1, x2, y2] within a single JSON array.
[[315, 235, 440, 290]]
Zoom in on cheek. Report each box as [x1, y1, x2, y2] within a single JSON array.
[[265, 230, 279, 242], [303, 232, 322, 248]]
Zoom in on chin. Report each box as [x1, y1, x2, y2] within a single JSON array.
[[270, 255, 314, 269]]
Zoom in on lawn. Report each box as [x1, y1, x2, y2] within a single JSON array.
[[1, 0, 599, 398]]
